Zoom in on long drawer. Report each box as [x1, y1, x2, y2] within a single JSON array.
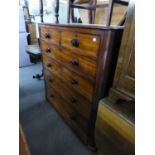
[[42, 54, 94, 101], [40, 39, 97, 77], [44, 68, 92, 120], [46, 84, 89, 142], [61, 31, 100, 58]]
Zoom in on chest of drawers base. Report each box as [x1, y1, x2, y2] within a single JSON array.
[[39, 23, 123, 148]]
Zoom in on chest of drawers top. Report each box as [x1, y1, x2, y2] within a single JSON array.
[[39, 23, 123, 58]]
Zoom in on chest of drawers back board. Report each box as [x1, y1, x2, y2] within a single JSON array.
[[39, 23, 123, 147]]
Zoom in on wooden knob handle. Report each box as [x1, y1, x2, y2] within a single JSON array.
[[49, 79, 53, 83], [70, 79, 78, 85], [45, 33, 50, 39], [70, 39, 79, 47], [71, 98, 78, 103], [46, 48, 51, 53], [50, 94, 54, 98], [70, 59, 79, 66], [47, 63, 52, 68]]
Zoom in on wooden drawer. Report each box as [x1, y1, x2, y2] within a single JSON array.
[[46, 85, 89, 138], [44, 69, 92, 120], [42, 54, 94, 101], [61, 31, 100, 58], [40, 39, 97, 77], [40, 27, 60, 45]]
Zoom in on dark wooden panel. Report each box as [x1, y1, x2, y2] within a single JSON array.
[[126, 45, 135, 78], [42, 54, 94, 101], [40, 39, 97, 77], [46, 84, 88, 142], [44, 68, 92, 121], [113, 1, 135, 98]]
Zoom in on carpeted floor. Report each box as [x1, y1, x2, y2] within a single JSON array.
[[19, 63, 99, 155]]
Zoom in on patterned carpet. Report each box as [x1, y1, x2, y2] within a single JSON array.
[[19, 63, 98, 155]]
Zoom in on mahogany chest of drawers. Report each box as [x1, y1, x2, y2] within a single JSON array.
[[39, 23, 123, 147]]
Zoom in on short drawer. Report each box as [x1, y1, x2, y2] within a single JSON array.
[[46, 85, 89, 134], [61, 31, 100, 58], [44, 69, 92, 120], [40, 39, 97, 77], [42, 54, 94, 101], [40, 27, 60, 45]]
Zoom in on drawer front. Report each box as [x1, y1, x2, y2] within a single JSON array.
[[42, 54, 94, 101], [40, 27, 60, 44], [40, 39, 97, 77], [44, 69, 92, 120], [46, 85, 89, 135], [61, 31, 100, 58]]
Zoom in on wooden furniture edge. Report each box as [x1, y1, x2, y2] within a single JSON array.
[[38, 23, 124, 30]]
